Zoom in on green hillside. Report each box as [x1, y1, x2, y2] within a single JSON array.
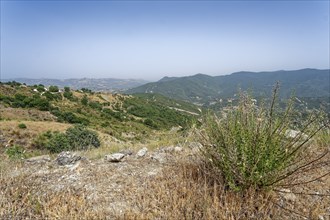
[[0, 81, 200, 141], [127, 69, 330, 105]]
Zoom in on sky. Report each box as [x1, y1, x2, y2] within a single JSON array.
[[1, 1, 329, 81]]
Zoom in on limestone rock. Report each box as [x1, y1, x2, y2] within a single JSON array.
[[151, 153, 167, 163], [120, 149, 133, 156], [285, 129, 308, 139], [56, 151, 81, 166], [279, 188, 297, 202], [105, 153, 125, 162], [137, 147, 148, 157], [26, 155, 51, 164], [174, 146, 183, 152]]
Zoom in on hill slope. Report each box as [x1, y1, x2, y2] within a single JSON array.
[[0, 82, 200, 145], [127, 69, 330, 104], [1, 78, 149, 91]]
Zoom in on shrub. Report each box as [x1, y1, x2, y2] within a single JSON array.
[[196, 83, 328, 191], [89, 101, 102, 110], [5, 145, 26, 159], [49, 85, 59, 92], [65, 125, 100, 150], [43, 91, 62, 101], [36, 126, 99, 153], [51, 110, 89, 125], [144, 118, 158, 129], [37, 86, 45, 92], [32, 130, 53, 149], [81, 95, 88, 106], [18, 123, 27, 129], [46, 132, 70, 153]]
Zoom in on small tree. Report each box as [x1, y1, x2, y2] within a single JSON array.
[[49, 85, 59, 92], [64, 86, 70, 92], [81, 95, 88, 106]]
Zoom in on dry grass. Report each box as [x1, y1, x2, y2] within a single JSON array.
[[122, 162, 278, 220], [0, 107, 57, 121], [0, 127, 329, 219], [0, 152, 329, 219], [0, 121, 72, 150]]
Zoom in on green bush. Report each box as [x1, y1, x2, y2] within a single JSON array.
[[46, 132, 70, 153], [18, 123, 27, 129], [37, 86, 45, 92], [81, 95, 88, 106], [89, 101, 102, 110], [43, 91, 62, 101], [144, 118, 158, 129], [5, 145, 26, 159], [32, 130, 53, 149], [197, 83, 327, 191], [34, 127, 100, 153], [49, 85, 59, 92], [51, 110, 90, 125], [65, 125, 100, 150]]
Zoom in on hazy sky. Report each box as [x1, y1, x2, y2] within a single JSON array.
[[1, 1, 329, 80]]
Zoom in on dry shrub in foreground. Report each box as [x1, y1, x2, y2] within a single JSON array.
[[122, 162, 277, 220], [0, 174, 101, 219], [195, 83, 329, 191]]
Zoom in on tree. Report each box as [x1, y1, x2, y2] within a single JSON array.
[[49, 85, 59, 92], [81, 95, 88, 106]]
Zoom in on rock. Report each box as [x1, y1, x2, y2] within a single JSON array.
[[56, 151, 82, 166], [137, 147, 148, 157], [105, 153, 125, 162], [160, 145, 183, 153], [164, 146, 175, 152], [120, 149, 133, 156], [279, 188, 297, 202], [285, 129, 308, 139], [188, 142, 203, 153], [174, 146, 183, 152], [26, 155, 51, 163], [151, 153, 167, 163]]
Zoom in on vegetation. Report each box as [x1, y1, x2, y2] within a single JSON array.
[[18, 123, 27, 129], [5, 145, 26, 159], [48, 85, 59, 92], [127, 69, 330, 105], [196, 83, 328, 191], [65, 125, 100, 150], [0, 81, 329, 219], [34, 125, 100, 153]]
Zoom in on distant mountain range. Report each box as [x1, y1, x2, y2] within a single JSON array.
[[127, 69, 330, 104], [1, 78, 149, 92]]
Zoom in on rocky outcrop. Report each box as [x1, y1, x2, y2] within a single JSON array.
[[136, 147, 148, 157], [105, 153, 125, 162], [26, 155, 51, 164], [56, 151, 82, 166]]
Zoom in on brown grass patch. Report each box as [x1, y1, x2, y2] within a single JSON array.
[[0, 121, 72, 149]]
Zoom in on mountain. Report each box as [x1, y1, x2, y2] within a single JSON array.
[[1, 78, 149, 92], [127, 69, 330, 104]]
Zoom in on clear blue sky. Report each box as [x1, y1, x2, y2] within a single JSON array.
[[1, 0, 329, 80]]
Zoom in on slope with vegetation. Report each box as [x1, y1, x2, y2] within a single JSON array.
[[0, 81, 200, 154], [0, 80, 329, 219], [127, 68, 330, 107]]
